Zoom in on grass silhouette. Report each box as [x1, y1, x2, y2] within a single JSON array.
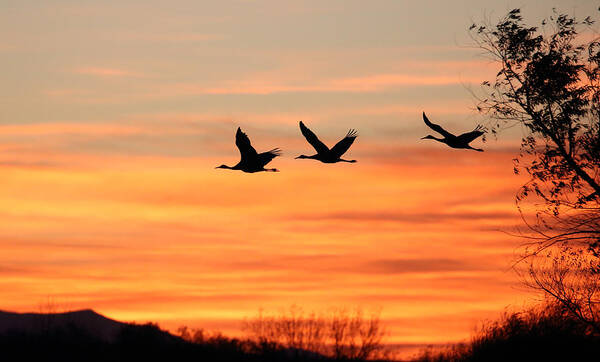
[[412, 303, 600, 362]]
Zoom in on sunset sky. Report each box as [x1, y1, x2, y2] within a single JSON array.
[[1, 0, 597, 353]]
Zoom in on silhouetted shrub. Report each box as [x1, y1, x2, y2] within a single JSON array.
[[413, 303, 600, 362]]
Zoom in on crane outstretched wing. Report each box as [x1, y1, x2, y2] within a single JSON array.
[[422, 112, 453, 138], [456, 130, 484, 144], [456, 125, 484, 144], [330, 129, 357, 158], [299, 121, 329, 154], [257, 148, 281, 167], [235, 127, 258, 162]]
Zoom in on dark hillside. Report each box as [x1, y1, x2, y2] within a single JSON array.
[[0, 309, 332, 362], [0, 309, 124, 342]]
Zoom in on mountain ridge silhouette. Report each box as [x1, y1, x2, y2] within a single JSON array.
[[0, 308, 334, 361], [0, 309, 131, 342]]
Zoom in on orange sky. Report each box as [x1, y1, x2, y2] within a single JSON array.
[[1, 0, 596, 353], [0, 144, 531, 344]]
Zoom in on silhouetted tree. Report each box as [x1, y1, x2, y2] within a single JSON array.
[[176, 325, 207, 344], [242, 305, 387, 360], [472, 8, 600, 212], [470, 7, 600, 332], [328, 308, 386, 360], [243, 305, 328, 358]]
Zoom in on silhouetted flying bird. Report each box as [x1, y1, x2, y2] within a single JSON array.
[[216, 127, 281, 173], [421, 112, 484, 152], [296, 121, 357, 163]]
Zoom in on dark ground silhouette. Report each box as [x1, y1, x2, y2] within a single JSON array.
[[2, 305, 600, 361], [0, 309, 340, 362]]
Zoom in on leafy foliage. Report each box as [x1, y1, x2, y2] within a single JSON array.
[[471, 8, 600, 213]]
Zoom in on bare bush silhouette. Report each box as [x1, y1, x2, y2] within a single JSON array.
[[517, 209, 600, 332], [242, 305, 387, 360], [523, 249, 600, 334]]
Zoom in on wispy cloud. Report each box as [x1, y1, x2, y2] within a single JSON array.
[[159, 72, 485, 96], [44, 58, 497, 105], [361, 258, 489, 274], [0, 122, 147, 136], [123, 32, 226, 43], [73, 67, 144, 77], [328, 73, 482, 90], [290, 210, 517, 224]]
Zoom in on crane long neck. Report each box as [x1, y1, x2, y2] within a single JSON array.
[[297, 154, 319, 159]]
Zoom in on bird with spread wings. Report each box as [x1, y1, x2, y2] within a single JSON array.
[[216, 127, 281, 173], [421, 112, 484, 152], [295, 121, 358, 163]]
